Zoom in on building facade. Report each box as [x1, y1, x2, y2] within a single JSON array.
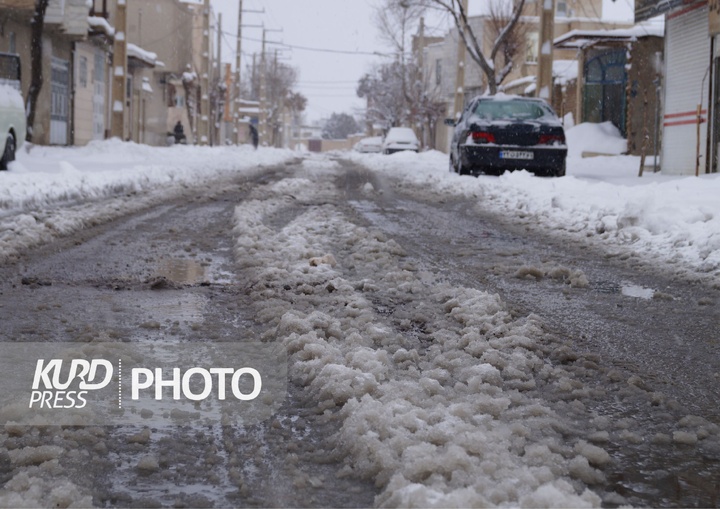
[[636, 0, 718, 175], [417, 0, 632, 153], [0, 0, 214, 148]]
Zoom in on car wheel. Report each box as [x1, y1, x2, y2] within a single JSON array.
[[0, 133, 16, 171], [554, 161, 567, 177], [457, 159, 471, 176]]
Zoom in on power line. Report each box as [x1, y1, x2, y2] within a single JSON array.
[[220, 30, 391, 57], [299, 80, 359, 84]]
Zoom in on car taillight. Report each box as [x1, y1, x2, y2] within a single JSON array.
[[471, 131, 496, 143], [539, 134, 565, 145]]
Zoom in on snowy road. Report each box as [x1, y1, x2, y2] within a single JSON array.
[[1, 154, 720, 507]]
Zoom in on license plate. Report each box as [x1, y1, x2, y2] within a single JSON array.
[[500, 150, 534, 160]]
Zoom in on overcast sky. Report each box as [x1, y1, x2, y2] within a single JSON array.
[[208, 0, 635, 125]]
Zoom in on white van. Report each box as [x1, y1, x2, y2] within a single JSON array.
[[0, 52, 25, 171], [382, 127, 420, 155]]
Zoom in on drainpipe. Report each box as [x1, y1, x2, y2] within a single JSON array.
[[697, 65, 710, 177]]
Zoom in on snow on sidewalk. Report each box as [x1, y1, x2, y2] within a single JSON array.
[[346, 143, 720, 286], [0, 139, 295, 261]]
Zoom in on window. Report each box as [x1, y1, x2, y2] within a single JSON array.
[[526, 32, 539, 63], [8, 32, 16, 54], [94, 53, 104, 83], [473, 99, 551, 121], [556, 0, 568, 16], [435, 59, 442, 86], [78, 56, 87, 88]]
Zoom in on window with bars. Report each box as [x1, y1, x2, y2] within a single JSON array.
[[79, 56, 88, 88]]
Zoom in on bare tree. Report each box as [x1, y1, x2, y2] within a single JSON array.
[[373, 0, 425, 125], [414, 0, 526, 94], [242, 59, 305, 146], [408, 62, 447, 149], [26, 0, 50, 143], [285, 91, 307, 140], [322, 112, 359, 140], [357, 63, 407, 130], [487, 0, 530, 85]]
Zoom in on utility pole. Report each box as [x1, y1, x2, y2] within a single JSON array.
[[418, 16, 425, 145], [259, 27, 282, 148], [110, 0, 128, 139], [234, 0, 243, 144], [234, 1, 264, 144], [214, 12, 222, 146], [273, 48, 279, 147], [217, 13, 222, 78], [259, 29, 267, 147], [452, 0, 469, 120], [198, 0, 211, 145], [536, 0, 555, 102], [224, 62, 233, 144]]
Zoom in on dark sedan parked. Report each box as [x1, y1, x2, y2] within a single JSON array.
[[447, 95, 567, 177]]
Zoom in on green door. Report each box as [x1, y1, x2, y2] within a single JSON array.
[[583, 49, 628, 136]]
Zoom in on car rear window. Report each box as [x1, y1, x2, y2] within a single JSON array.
[[472, 100, 552, 121]]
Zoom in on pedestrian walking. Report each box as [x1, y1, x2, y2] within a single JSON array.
[[249, 124, 259, 150], [173, 121, 186, 144]]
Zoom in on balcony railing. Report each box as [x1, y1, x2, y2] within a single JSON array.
[[89, 0, 108, 18]]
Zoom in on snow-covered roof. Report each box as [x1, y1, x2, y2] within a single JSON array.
[[141, 77, 153, 93], [500, 60, 579, 94], [127, 43, 159, 67], [88, 16, 115, 37], [554, 23, 664, 49]]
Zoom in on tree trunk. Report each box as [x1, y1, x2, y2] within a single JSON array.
[[26, 0, 50, 143]]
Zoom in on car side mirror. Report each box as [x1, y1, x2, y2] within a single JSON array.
[[443, 118, 455, 126]]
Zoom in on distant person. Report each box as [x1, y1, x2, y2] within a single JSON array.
[[249, 124, 259, 150], [173, 121, 185, 144]]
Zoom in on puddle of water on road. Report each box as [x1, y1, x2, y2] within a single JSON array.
[[157, 256, 236, 286], [132, 292, 207, 325], [620, 285, 655, 300], [157, 258, 206, 285], [108, 424, 236, 507], [621, 283, 655, 300]]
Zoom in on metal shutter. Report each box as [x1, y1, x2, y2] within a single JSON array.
[[662, 4, 709, 175]]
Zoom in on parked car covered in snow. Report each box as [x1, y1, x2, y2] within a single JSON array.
[[382, 127, 420, 154], [354, 136, 383, 153], [0, 52, 25, 171], [447, 95, 567, 177]]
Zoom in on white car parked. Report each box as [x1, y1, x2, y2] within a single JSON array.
[[0, 52, 25, 171], [354, 136, 383, 153], [382, 127, 420, 154]]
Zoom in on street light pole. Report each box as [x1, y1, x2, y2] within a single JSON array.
[[110, 0, 127, 140], [452, 0, 469, 120], [536, 0, 555, 102], [199, 0, 210, 145]]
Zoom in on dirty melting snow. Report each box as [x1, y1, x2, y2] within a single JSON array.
[[345, 132, 720, 284], [232, 168, 604, 507], [0, 139, 296, 262]]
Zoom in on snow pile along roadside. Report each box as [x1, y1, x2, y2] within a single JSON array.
[[232, 169, 609, 507], [2, 139, 294, 213], [565, 122, 627, 158], [0, 140, 296, 262]]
